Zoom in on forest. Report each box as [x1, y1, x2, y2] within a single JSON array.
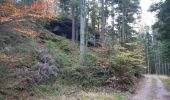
[[0, 0, 170, 100]]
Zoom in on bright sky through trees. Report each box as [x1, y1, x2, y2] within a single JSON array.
[[140, 0, 161, 27]]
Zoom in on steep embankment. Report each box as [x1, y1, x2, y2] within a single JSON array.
[[0, 3, 132, 100], [0, 22, 57, 99], [0, 21, 130, 99], [0, 10, 142, 99]]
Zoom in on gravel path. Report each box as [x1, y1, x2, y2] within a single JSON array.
[[128, 75, 170, 100]]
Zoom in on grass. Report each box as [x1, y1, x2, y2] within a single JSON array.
[[37, 84, 60, 96], [45, 40, 80, 68], [160, 76, 170, 90], [36, 84, 129, 100], [57, 91, 129, 100]]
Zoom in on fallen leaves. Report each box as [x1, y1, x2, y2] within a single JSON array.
[[13, 28, 38, 38]]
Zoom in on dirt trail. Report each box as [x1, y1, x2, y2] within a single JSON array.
[[128, 75, 170, 100]]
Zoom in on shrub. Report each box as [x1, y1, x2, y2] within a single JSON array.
[[61, 66, 115, 87], [84, 53, 98, 66]]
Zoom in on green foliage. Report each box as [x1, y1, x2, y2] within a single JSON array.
[[38, 84, 60, 96], [45, 40, 68, 63], [115, 0, 141, 39], [44, 39, 80, 68], [46, 39, 69, 50], [109, 41, 144, 82], [84, 53, 98, 66], [151, 0, 170, 61], [57, 13, 69, 20], [62, 66, 115, 86], [160, 40, 170, 60]]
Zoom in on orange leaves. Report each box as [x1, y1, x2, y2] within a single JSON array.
[[30, 2, 45, 12], [0, 1, 54, 24], [0, 3, 16, 11], [29, 2, 53, 19], [13, 28, 38, 38], [11, 9, 23, 17], [0, 1, 53, 18]]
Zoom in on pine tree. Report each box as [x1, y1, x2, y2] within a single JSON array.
[[151, 0, 170, 62]]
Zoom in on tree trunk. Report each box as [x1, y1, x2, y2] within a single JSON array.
[[100, 0, 105, 46], [80, 0, 86, 65], [111, 0, 115, 42], [121, 2, 125, 46], [168, 63, 170, 75], [146, 41, 150, 74], [71, 6, 75, 41], [85, 0, 89, 47]]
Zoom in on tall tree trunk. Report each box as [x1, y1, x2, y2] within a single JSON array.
[[80, 0, 86, 65], [165, 62, 168, 75], [85, 0, 89, 47], [71, 6, 75, 41], [154, 48, 157, 74], [121, 2, 125, 46], [158, 49, 161, 74], [146, 42, 150, 74], [111, 0, 115, 42], [168, 63, 170, 75], [100, 0, 105, 46], [75, 7, 79, 41]]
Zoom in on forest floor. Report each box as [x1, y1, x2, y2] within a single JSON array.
[[127, 75, 170, 100]]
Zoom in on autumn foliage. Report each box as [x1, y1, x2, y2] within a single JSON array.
[[0, 1, 53, 23]]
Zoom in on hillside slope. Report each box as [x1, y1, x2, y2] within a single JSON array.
[[0, 11, 142, 100]]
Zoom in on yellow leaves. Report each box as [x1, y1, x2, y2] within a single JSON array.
[[13, 28, 38, 38]]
